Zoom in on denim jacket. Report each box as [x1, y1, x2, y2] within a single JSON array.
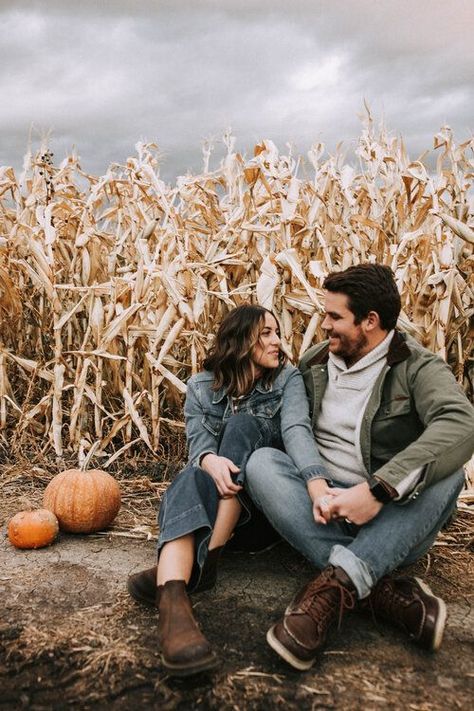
[[184, 364, 328, 481]]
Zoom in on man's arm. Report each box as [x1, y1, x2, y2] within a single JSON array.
[[326, 355, 474, 524], [372, 356, 474, 493]]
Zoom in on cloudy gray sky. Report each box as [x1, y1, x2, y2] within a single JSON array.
[[1, 0, 473, 182]]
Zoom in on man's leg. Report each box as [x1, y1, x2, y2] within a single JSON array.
[[246, 448, 371, 593], [340, 468, 465, 586], [247, 452, 465, 667], [247, 451, 464, 596], [353, 469, 465, 652], [247, 448, 367, 669]]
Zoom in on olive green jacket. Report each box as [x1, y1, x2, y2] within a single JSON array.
[[299, 331, 474, 501]]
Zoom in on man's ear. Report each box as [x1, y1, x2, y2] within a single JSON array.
[[364, 310, 381, 331]]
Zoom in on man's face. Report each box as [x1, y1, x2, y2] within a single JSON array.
[[321, 292, 369, 365]]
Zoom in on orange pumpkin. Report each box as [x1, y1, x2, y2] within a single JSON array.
[[8, 508, 59, 549], [43, 469, 121, 533]]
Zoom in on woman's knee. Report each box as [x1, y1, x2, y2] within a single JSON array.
[[226, 412, 259, 428], [221, 413, 262, 441]]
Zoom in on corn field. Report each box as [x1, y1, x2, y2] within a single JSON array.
[[0, 114, 473, 468]]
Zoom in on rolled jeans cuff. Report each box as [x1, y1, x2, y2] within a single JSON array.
[[329, 544, 374, 599], [300, 465, 330, 483]]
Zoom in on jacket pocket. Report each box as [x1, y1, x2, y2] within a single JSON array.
[[373, 397, 411, 422], [371, 397, 422, 460], [201, 413, 223, 436]]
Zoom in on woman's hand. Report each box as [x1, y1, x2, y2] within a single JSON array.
[[200, 453, 242, 498], [307, 478, 335, 524]]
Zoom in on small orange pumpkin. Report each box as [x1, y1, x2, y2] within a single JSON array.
[[43, 468, 121, 533], [8, 508, 59, 549]]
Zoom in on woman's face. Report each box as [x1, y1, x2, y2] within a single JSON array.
[[251, 312, 281, 371]]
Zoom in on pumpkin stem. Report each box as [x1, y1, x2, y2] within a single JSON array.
[[79, 439, 101, 472]]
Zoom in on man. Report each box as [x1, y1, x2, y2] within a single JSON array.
[[245, 263, 474, 670]]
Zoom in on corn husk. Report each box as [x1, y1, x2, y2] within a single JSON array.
[[0, 118, 473, 468]]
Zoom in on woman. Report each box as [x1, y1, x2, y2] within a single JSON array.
[[127, 304, 326, 676]]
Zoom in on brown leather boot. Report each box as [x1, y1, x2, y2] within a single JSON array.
[[190, 545, 224, 593], [127, 566, 157, 607], [127, 546, 224, 606], [157, 580, 219, 676], [127, 546, 224, 605], [368, 575, 446, 651], [267, 566, 357, 670]]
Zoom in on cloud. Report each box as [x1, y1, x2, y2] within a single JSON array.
[[0, 0, 472, 180]]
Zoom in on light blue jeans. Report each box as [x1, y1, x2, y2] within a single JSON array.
[[245, 448, 465, 599]]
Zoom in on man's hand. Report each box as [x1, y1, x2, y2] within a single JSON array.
[[307, 478, 336, 524], [200, 453, 242, 498], [325, 482, 383, 525]]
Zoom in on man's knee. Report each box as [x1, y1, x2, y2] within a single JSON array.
[[246, 448, 282, 496], [246, 448, 274, 487]]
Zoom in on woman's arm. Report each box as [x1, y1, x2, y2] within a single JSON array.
[[184, 378, 220, 466], [184, 378, 242, 497], [279, 367, 329, 483]]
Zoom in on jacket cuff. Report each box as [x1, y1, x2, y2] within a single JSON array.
[[300, 465, 330, 483], [192, 450, 218, 468]]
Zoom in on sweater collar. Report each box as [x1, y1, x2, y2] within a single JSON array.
[[306, 329, 411, 368], [329, 330, 394, 373]]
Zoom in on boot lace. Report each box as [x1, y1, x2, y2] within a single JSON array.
[[299, 570, 356, 630], [371, 579, 409, 614], [368, 578, 411, 629]]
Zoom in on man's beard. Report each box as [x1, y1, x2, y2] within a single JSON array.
[[329, 331, 368, 365]]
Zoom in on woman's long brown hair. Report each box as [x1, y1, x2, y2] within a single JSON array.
[[203, 304, 286, 397]]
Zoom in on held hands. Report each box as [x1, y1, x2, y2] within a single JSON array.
[[200, 453, 242, 498], [307, 478, 336, 524], [309, 480, 383, 526]]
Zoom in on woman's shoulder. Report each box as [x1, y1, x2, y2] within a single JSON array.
[[272, 363, 299, 386], [188, 370, 215, 387]]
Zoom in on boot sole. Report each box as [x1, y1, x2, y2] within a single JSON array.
[[413, 577, 446, 652], [266, 625, 315, 671], [161, 652, 220, 677]]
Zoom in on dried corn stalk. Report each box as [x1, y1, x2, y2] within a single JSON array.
[[0, 120, 473, 469]]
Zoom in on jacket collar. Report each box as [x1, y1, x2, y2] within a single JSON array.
[[306, 330, 411, 369], [212, 379, 271, 404], [386, 330, 412, 366]]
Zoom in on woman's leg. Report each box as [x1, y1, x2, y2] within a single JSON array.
[[130, 414, 277, 602], [208, 497, 242, 549], [157, 534, 195, 586], [217, 413, 281, 551]]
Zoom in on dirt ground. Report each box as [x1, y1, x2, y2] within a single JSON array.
[[1, 471, 473, 711]]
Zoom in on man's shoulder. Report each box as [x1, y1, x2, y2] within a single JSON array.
[[399, 334, 446, 368]]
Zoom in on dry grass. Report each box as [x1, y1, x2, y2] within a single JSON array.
[[2, 592, 157, 694]]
